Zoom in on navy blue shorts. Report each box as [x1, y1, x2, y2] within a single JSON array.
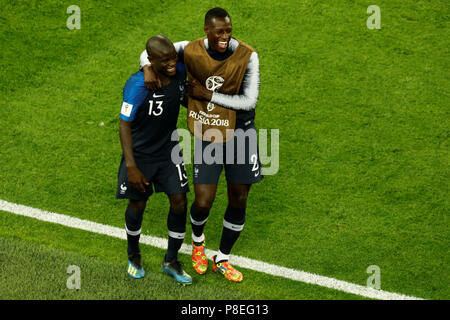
[[193, 123, 263, 185], [116, 156, 189, 200]]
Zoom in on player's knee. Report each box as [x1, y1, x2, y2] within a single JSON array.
[[125, 201, 145, 232], [169, 194, 187, 214], [194, 196, 214, 211], [228, 190, 249, 208], [228, 184, 250, 205], [129, 199, 147, 215]]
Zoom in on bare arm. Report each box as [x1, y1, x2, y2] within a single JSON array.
[[119, 119, 149, 192], [142, 65, 161, 91], [119, 119, 136, 168]]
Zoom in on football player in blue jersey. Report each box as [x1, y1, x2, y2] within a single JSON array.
[[117, 35, 192, 285]]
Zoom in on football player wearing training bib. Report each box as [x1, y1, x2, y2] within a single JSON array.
[[117, 35, 192, 285], [140, 8, 262, 282]]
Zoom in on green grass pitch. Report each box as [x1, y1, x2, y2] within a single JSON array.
[[0, 0, 448, 300]]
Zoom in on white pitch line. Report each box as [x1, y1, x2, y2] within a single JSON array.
[[0, 199, 423, 300]]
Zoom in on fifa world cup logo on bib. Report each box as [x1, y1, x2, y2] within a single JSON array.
[[205, 76, 224, 111]]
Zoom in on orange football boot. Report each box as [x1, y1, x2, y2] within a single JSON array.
[[212, 255, 243, 282], [191, 235, 208, 274]]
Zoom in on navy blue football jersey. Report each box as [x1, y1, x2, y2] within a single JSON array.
[[120, 63, 186, 162]]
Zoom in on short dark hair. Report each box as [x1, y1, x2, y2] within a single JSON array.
[[146, 35, 173, 57], [204, 7, 231, 25]]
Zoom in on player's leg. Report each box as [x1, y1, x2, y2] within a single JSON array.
[[152, 161, 189, 261], [211, 184, 250, 282], [212, 125, 262, 282], [152, 159, 192, 285], [116, 157, 154, 279], [126, 199, 147, 256], [191, 183, 218, 243], [189, 183, 218, 275], [190, 156, 222, 274], [165, 193, 188, 263], [190, 139, 222, 244], [125, 199, 147, 278], [218, 183, 250, 259], [161, 193, 192, 285]]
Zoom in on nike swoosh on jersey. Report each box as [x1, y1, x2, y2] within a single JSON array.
[[153, 93, 164, 98], [181, 181, 188, 187]]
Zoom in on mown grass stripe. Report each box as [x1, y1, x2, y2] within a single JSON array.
[[0, 199, 423, 300]]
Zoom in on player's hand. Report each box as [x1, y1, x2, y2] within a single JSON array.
[[127, 166, 149, 193], [187, 79, 213, 101], [143, 65, 162, 91]]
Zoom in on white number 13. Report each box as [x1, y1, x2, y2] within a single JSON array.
[[149, 100, 163, 116]]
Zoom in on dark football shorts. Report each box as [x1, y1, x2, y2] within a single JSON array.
[[193, 122, 263, 185], [116, 156, 189, 201]]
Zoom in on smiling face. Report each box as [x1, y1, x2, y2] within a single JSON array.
[[148, 44, 178, 77], [204, 16, 232, 53]]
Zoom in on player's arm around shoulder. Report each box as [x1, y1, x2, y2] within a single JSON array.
[[209, 51, 260, 111]]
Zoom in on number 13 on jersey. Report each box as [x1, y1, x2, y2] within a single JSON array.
[[175, 162, 187, 181], [149, 100, 163, 116]]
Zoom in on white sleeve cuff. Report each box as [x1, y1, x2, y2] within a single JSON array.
[[140, 49, 150, 69]]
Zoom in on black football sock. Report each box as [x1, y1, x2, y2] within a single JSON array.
[[218, 205, 246, 261], [190, 203, 210, 244], [165, 207, 187, 262], [125, 205, 144, 256]]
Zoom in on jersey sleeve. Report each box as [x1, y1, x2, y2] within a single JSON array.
[[176, 62, 186, 77], [139, 49, 149, 69], [210, 51, 260, 111], [120, 72, 148, 122], [140, 41, 190, 69]]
